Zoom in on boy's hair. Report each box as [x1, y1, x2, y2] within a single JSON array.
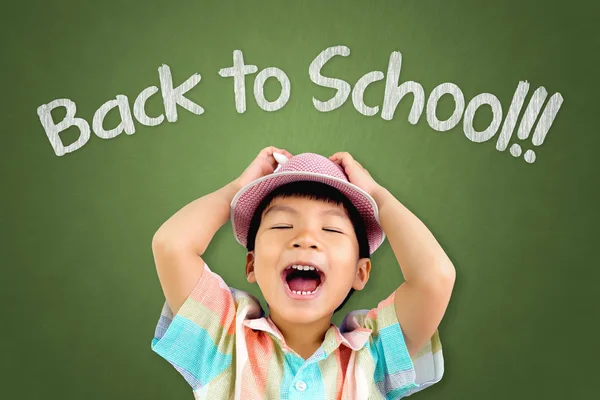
[[245, 180, 371, 313]]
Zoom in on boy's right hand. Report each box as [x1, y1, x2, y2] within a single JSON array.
[[235, 146, 293, 189]]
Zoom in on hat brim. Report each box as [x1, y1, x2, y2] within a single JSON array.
[[230, 171, 386, 255]]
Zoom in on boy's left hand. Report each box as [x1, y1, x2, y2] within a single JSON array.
[[329, 152, 383, 198]]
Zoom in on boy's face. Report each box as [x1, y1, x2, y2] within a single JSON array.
[[246, 195, 371, 324]]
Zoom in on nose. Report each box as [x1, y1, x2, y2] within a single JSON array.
[[291, 228, 320, 250]]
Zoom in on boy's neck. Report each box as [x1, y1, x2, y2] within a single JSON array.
[[269, 311, 333, 360]]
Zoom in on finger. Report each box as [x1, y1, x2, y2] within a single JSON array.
[[260, 146, 284, 158], [262, 146, 278, 157], [264, 146, 282, 161], [329, 152, 347, 160], [265, 160, 277, 173], [329, 155, 343, 166], [256, 147, 278, 170], [337, 152, 355, 169], [339, 152, 353, 162], [266, 154, 278, 170], [329, 152, 351, 164], [272, 149, 291, 166], [265, 146, 294, 161], [274, 148, 293, 159]]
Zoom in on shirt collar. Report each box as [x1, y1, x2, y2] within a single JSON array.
[[242, 316, 372, 354]]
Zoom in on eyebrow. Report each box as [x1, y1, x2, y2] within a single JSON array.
[[321, 208, 349, 219], [263, 205, 298, 218], [263, 204, 349, 219]]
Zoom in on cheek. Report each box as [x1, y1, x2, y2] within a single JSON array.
[[253, 237, 282, 275], [257, 229, 290, 249], [255, 240, 280, 261], [328, 235, 359, 256], [256, 230, 281, 246]]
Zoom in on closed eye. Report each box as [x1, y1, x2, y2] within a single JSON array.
[[272, 226, 292, 229], [323, 228, 343, 233]]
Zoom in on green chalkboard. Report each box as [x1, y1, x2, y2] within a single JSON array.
[[2, 0, 599, 399]]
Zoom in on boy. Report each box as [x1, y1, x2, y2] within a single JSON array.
[[151, 147, 455, 399]]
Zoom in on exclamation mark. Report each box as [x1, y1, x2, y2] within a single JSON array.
[[507, 87, 547, 161], [496, 80, 530, 152], [527, 93, 564, 163], [503, 86, 563, 163]]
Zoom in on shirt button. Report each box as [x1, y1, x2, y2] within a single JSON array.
[[295, 380, 307, 392]]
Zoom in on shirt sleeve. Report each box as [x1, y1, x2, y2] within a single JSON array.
[[340, 289, 444, 399], [150, 261, 264, 392]]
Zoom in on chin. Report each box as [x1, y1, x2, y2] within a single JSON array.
[[261, 279, 347, 323], [275, 306, 331, 324]]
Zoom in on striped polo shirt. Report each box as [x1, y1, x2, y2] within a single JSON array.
[[151, 262, 444, 399]]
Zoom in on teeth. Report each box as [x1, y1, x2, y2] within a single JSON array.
[[290, 264, 317, 271], [291, 288, 318, 295]]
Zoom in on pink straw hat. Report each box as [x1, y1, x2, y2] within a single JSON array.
[[230, 152, 385, 255]]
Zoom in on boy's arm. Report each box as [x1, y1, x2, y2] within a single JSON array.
[[151, 179, 241, 315], [151, 146, 293, 316], [372, 186, 456, 359], [328, 152, 455, 360]]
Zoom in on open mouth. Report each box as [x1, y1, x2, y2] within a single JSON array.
[[281, 264, 325, 296]]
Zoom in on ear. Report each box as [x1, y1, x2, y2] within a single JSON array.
[[352, 258, 371, 290], [246, 251, 257, 283]]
